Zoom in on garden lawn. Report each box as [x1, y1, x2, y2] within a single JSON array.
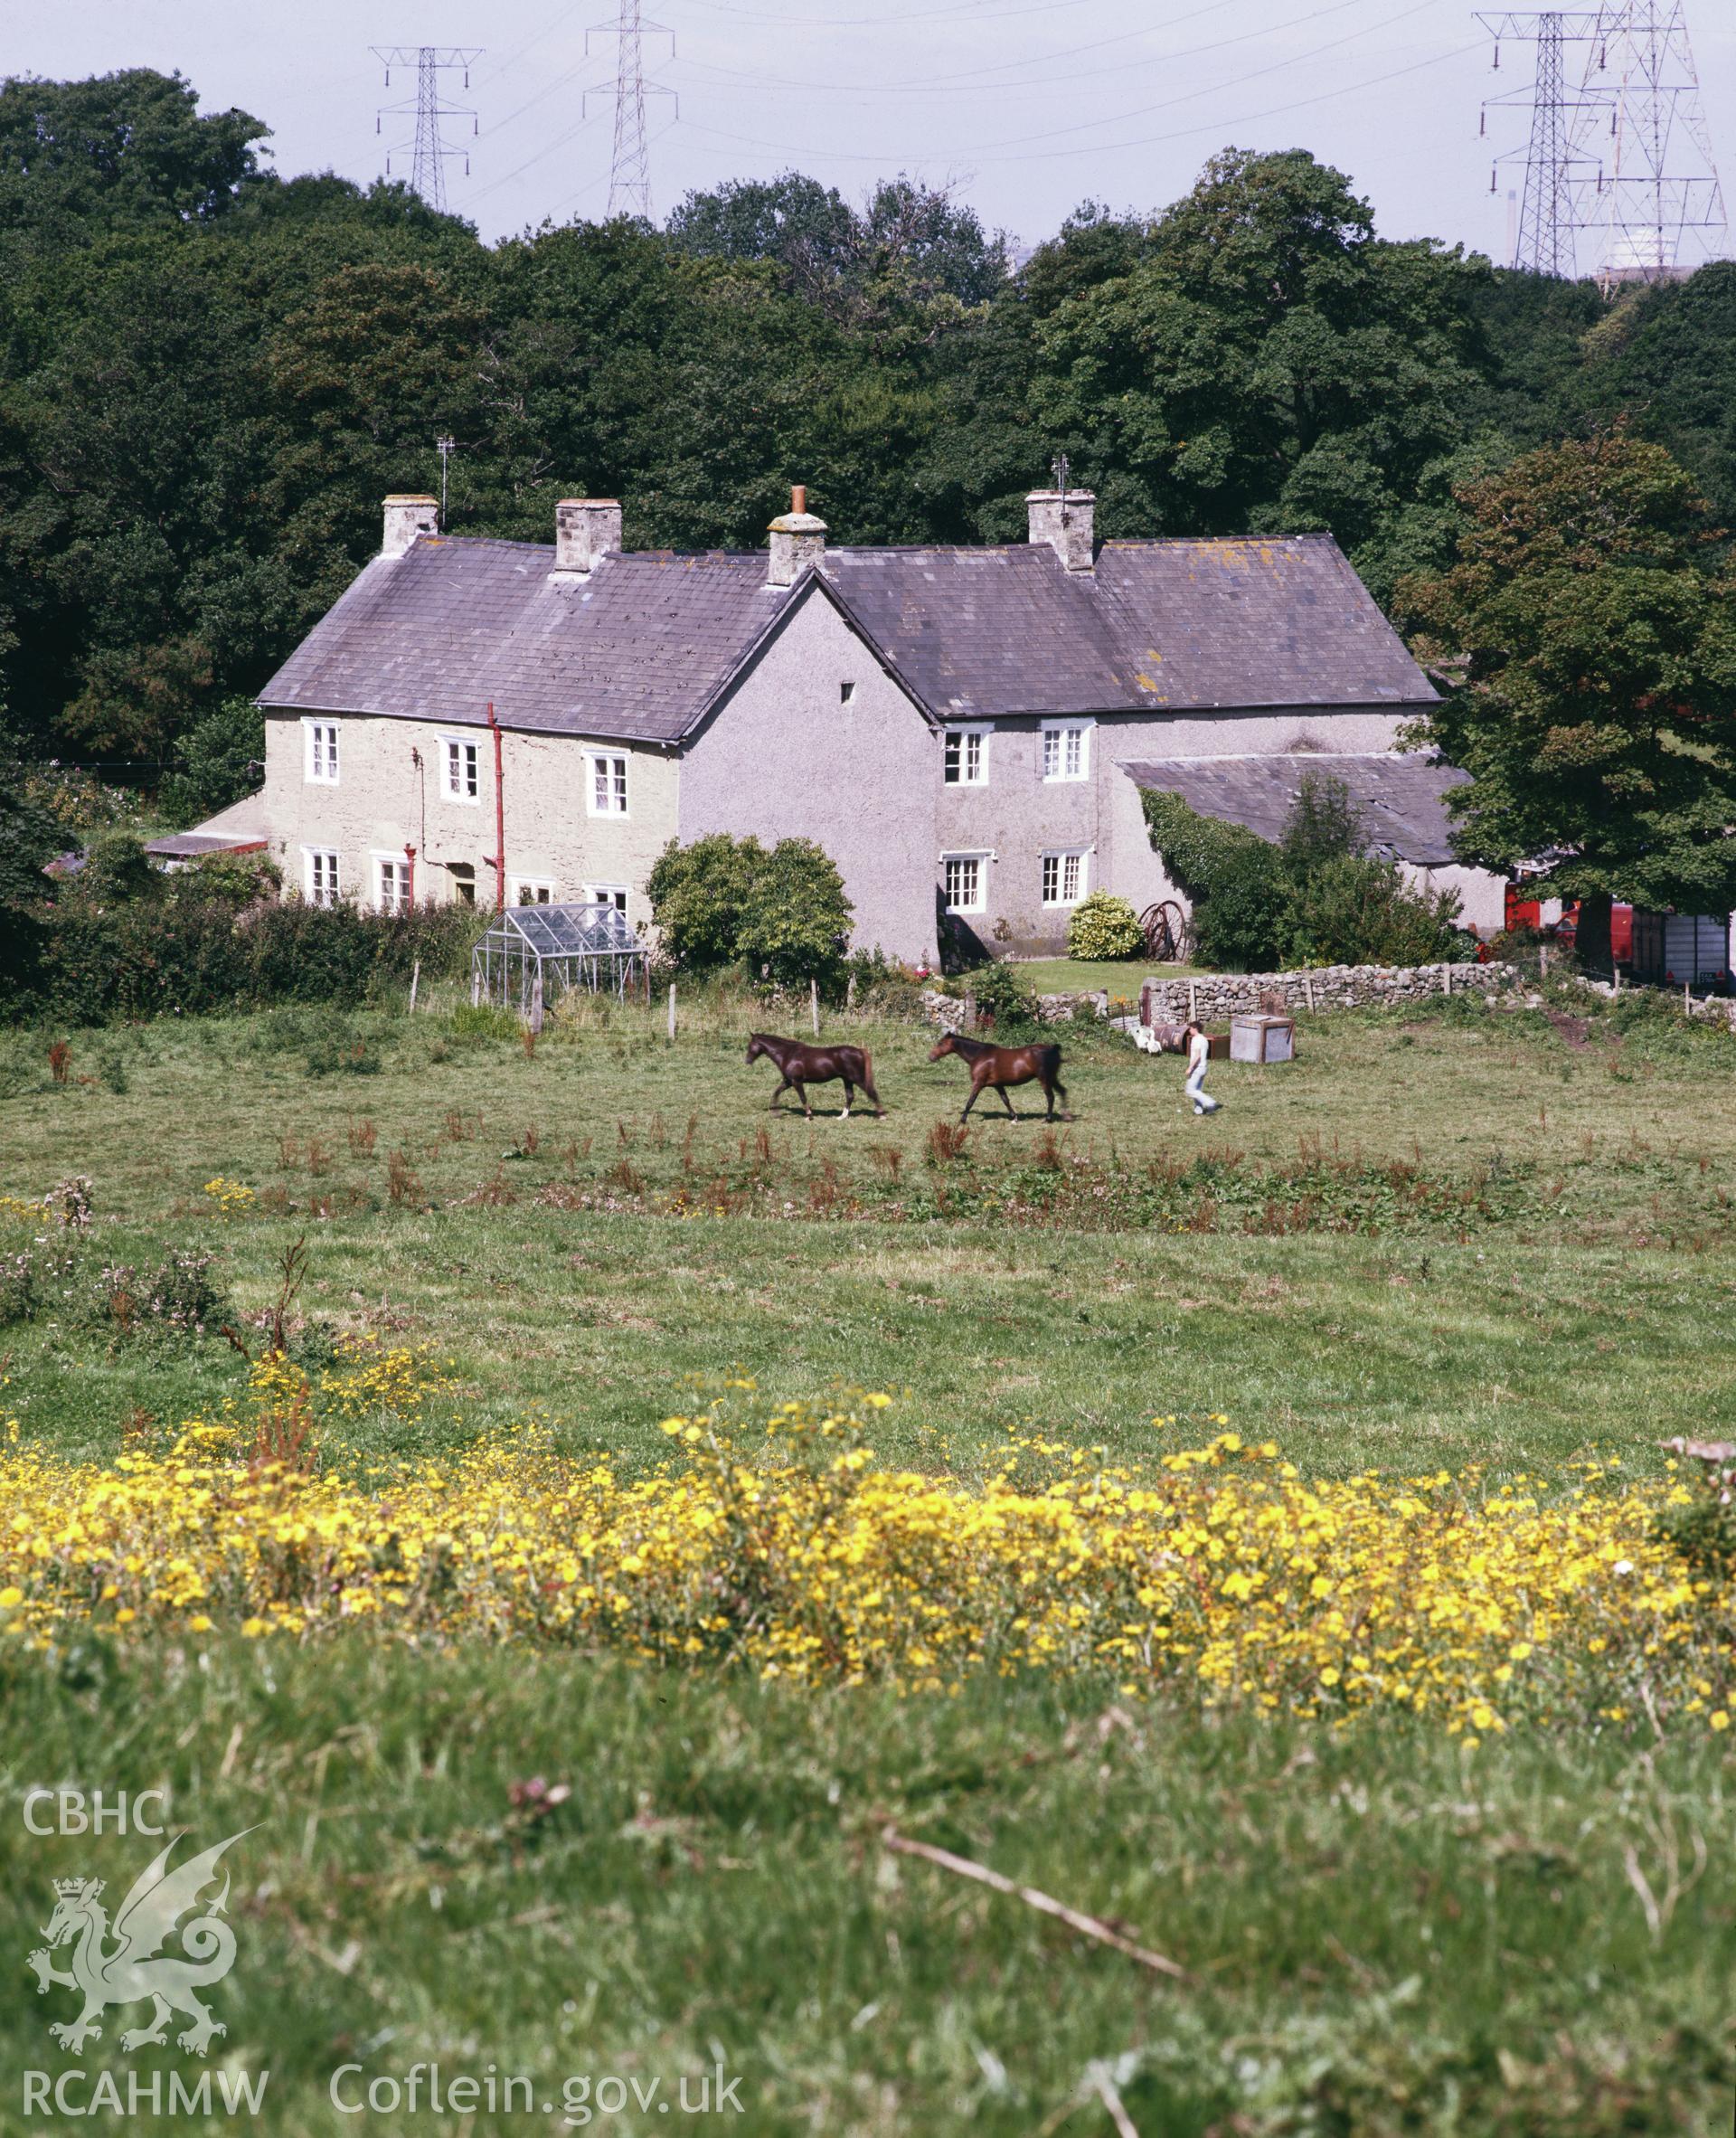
[[1007, 956, 1187, 993]]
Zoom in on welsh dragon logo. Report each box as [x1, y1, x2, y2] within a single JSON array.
[[27, 1828, 253, 2057]]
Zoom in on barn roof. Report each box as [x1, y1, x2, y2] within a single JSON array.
[[1123, 752, 1468, 866], [257, 530, 1434, 741]]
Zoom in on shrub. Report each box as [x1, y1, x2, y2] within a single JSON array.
[[648, 833, 854, 988], [1066, 891, 1145, 960], [737, 837, 853, 989], [646, 834, 764, 972], [1142, 790, 1290, 970], [960, 959, 1043, 1028], [1144, 780, 1462, 972], [1287, 854, 1461, 967], [157, 695, 266, 828]]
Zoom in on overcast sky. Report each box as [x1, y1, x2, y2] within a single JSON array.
[[16, 0, 1736, 269]]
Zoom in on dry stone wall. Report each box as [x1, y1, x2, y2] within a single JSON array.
[[1140, 962, 1517, 1026]]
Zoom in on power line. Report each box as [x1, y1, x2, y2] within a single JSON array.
[[373, 47, 483, 213], [675, 33, 1481, 168], [674, 0, 1453, 168], [585, 2, 677, 219], [677, 0, 1379, 100]]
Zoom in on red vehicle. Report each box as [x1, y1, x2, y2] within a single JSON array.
[[1503, 886, 1632, 961]]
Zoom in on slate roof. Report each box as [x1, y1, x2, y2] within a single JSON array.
[[1122, 752, 1469, 867], [144, 794, 269, 862], [257, 529, 1434, 741], [259, 539, 780, 743], [822, 535, 1435, 718]]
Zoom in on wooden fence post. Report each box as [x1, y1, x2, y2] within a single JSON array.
[[1443, 963, 1451, 997], [1303, 971, 1315, 1013], [667, 982, 677, 1043], [846, 974, 856, 1012], [810, 977, 820, 1036], [1187, 979, 1198, 1024], [409, 958, 421, 1015]]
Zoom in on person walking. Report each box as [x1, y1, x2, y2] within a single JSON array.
[[1182, 1021, 1221, 1116]]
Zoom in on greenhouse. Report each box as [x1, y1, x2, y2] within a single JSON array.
[[470, 902, 646, 1020]]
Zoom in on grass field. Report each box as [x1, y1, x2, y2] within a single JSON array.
[[1, 983, 1732, 2133]]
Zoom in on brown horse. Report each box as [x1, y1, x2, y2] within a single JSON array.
[[746, 1033, 883, 1118], [929, 1030, 1068, 1122]]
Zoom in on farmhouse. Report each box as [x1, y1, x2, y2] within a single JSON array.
[[161, 486, 1505, 959]]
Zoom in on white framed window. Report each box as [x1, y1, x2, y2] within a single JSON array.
[[303, 848, 340, 909], [943, 724, 991, 786], [1042, 849, 1089, 907], [303, 719, 340, 785], [943, 854, 988, 914], [374, 854, 411, 915], [587, 752, 628, 817], [1041, 718, 1092, 783], [510, 877, 554, 905], [584, 884, 628, 913], [441, 734, 480, 803]]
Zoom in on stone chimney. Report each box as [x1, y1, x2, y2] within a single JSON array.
[[1025, 487, 1096, 573], [382, 495, 439, 559], [551, 497, 623, 581], [768, 484, 827, 588]]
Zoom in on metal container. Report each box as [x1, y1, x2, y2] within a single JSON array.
[[1230, 1014, 1295, 1064]]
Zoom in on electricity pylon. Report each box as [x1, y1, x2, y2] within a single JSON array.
[[1477, 12, 1603, 275], [1571, 2, 1727, 286], [373, 47, 482, 214], [585, 2, 675, 221]]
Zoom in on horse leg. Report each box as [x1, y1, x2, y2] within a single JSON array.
[[769, 1076, 790, 1112], [960, 1075, 985, 1123], [793, 1081, 811, 1120], [997, 1083, 1016, 1118], [841, 1079, 854, 1121], [1045, 1073, 1069, 1122]]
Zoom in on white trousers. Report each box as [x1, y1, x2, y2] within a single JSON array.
[[1184, 1060, 1221, 1114]]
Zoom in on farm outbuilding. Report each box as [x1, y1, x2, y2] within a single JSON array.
[[471, 901, 645, 1022], [1629, 911, 1733, 993]]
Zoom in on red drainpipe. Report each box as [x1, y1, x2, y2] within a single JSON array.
[[402, 843, 417, 907], [487, 701, 505, 913]]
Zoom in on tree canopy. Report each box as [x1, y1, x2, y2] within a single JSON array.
[[3, 67, 1734, 793], [1398, 432, 1736, 964]]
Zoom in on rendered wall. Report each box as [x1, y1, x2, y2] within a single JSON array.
[[259, 710, 677, 925], [676, 590, 942, 961]]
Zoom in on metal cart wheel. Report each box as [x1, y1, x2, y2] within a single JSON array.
[[1140, 899, 1191, 964]]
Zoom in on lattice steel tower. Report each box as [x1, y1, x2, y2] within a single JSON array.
[[373, 47, 482, 214], [1572, 2, 1727, 284], [1478, 13, 1602, 274], [586, 2, 675, 221]]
